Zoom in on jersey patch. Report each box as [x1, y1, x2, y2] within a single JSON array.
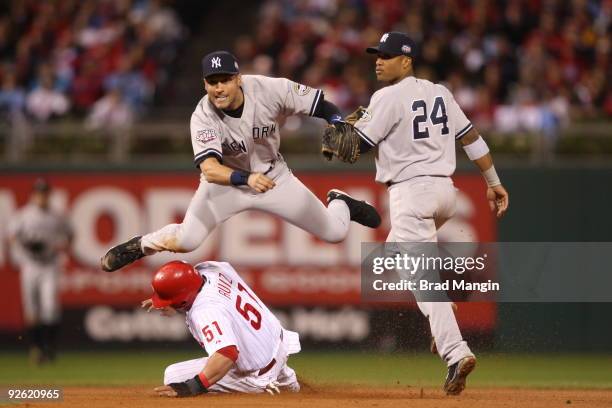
[[196, 129, 218, 143], [293, 83, 311, 96], [360, 109, 373, 122]]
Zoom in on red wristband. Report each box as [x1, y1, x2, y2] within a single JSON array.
[[198, 372, 211, 388]]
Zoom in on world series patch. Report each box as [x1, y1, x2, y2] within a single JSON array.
[[196, 129, 217, 143], [293, 83, 311, 96]]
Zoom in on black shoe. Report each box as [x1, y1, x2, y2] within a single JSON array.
[[101, 236, 145, 272], [444, 356, 476, 396], [327, 189, 381, 228]]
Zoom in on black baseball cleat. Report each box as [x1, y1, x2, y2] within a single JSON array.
[[444, 355, 476, 396], [101, 236, 145, 272], [327, 189, 381, 228]]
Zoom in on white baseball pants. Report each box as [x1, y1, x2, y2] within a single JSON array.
[[19, 262, 61, 326], [142, 162, 350, 254], [387, 176, 474, 366], [163, 333, 300, 393]]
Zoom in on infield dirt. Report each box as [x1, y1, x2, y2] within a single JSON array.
[[10, 385, 612, 408]]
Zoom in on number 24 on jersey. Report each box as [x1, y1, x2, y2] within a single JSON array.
[[412, 96, 449, 140]]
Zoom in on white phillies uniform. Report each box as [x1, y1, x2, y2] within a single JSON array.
[[355, 76, 474, 366], [8, 203, 72, 325], [163, 261, 301, 393], [141, 75, 350, 254]]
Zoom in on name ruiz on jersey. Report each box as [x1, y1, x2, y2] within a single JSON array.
[[217, 272, 233, 300]]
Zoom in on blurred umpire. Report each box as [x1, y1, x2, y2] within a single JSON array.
[[8, 178, 73, 365]]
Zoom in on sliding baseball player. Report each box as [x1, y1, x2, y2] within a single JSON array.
[[145, 260, 300, 396]]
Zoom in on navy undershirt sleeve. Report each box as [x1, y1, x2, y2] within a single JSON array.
[[360, 140, 373, 153], [313, 97, 342, 124]]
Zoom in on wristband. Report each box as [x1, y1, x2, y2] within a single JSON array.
[[463, 135, 489, 160], [482, 165, 501, 187], [168, 374, 209, 397], [198, 372, 211, 388], [230, 171, 250, 186]]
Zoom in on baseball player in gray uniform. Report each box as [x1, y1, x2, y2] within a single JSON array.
[[8, 179, 73, 365], [349, 32, 509, 395], [101, 51, 380, 272]]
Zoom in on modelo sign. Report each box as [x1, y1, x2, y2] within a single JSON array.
[[0, 171, 495, 331]]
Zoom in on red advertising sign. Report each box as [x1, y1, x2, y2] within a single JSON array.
[[0, 171, 496, 331]]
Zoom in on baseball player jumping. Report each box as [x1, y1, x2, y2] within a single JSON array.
[[101, 51, 380, 272], [144, 260, 301, 396], [322, 32, 509, 395]]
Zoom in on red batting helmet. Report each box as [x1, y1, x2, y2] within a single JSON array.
[[151, 261, 204, 310]]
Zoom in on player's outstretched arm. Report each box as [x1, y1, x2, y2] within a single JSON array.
[[200, 349, 236, 384], [155, 348, 237, 397], [200, 157, 275, 193], [459, 128, 509, 218]]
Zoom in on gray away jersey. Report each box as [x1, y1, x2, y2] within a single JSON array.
[[9, 204, 73, 264], [190, 75, 322, 173], [354, 76, 473, 184]]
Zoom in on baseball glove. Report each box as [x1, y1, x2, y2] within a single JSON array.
[[344, 106, 367, 125], [321, 106, 366, 164], [23, 240, 47, 255]]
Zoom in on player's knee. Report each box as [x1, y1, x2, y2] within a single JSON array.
[[163, 364, 178, 385], [278, 366, 300, 392], [174, 233, 203, 252], [283, 381, 300, 393], [163, 224, 203, 252]]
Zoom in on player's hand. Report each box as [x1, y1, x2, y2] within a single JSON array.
[[264, 381, 281, 395], [141, 298, 154, 312], [487, 185, 509, 218], [154, 385, 178, 398], [248, 173, 276, 193], [141, 299, 177, 316]]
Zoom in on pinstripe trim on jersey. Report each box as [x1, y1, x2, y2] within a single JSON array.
[[455, 123, 473, 140], [355, 126, 376, 147], [308, 89, 323, 116], [194, 148, 222, 167]]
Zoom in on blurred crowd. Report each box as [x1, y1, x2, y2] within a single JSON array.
[[0, 0, 184, 130], [236, 0, 611, 134], [1, 0, 608, 138]]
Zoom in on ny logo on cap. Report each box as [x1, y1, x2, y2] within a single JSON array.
[[380, 33, 389, 42], [211, 57, 221, 68]]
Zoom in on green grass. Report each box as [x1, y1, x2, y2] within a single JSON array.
[[0, 351, 611, 389]]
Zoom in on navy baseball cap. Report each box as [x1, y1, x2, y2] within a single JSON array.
[[202, 51, 240, 78], [366, 32, 415, 57]]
